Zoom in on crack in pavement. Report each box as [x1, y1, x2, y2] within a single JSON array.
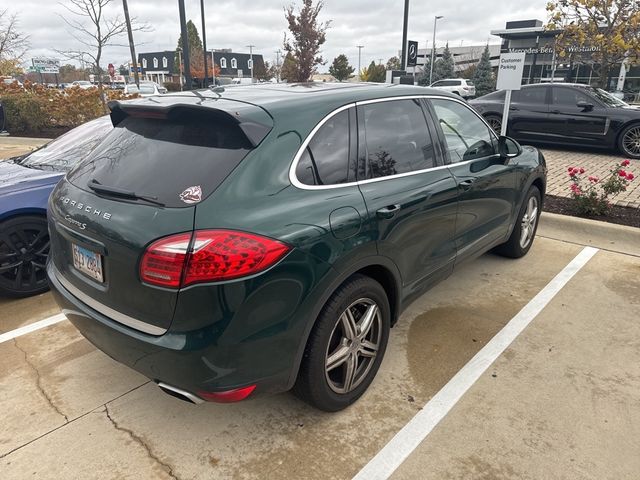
[[12, 338, 69, 423], [104, 404, 180, 480]]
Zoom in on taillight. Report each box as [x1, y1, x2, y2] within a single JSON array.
[[140, 230, 290, 288]]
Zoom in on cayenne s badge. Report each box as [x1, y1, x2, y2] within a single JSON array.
[[180, 185, 202, 204]]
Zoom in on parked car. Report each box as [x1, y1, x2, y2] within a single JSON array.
[[429, 78, 476, 98], [0, 116, 113, 297], [470, 83, 640, 159], [71, 81, 95, 90], [47, 83, 546, 411], [124, 81, 167, 97]]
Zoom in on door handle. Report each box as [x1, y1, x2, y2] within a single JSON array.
[[509, 106, 519, 111], [376, 204, 401, 219], [458, 178, 476, 190], [550, 109, 561, 114]]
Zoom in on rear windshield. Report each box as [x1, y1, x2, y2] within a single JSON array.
[[466, 80, 474, 86], [67, 110, 253, 207]]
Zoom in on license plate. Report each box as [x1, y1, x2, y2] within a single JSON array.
[[71, 244, 104, 282]]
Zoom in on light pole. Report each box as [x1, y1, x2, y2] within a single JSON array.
[[400, 0, 409, 70], [275, 49, 281, 83], [122, 0, 140, 88], [200, 0, 208, 87], [429, 15, 443, 85], [246, 44, 255, 82], [178, 0, 192, 90], [356, 45, 364, 81], [210, 50, 216, 85]]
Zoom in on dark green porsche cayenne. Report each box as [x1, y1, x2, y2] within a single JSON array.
[[47, 83, 546, 411]]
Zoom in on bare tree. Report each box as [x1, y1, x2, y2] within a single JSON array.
[[0, 10, 30, 62], [56, 0, 149, 110]]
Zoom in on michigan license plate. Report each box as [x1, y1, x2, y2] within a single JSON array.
[[71, 244, 103, 282]]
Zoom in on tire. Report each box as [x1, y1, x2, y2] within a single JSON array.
[[0, 216, 50, 298], [618, 123, 640, 159], [485, 114, 502, 135], [293, 274, 390, 412], [494, 186, 541, 259]]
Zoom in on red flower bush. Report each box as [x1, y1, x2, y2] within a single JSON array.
[[568, 160, 634, 216]]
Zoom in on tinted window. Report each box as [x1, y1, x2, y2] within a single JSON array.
[[431, 99, 496, 162], [513, 87, 547, 104], [20, 116, 112, 172], [552, 87, 592, 106], [466, 80, 474, 86], [68, 110, 254, 208], [296, 109, 351, 185], [362, 99, 436, 179]]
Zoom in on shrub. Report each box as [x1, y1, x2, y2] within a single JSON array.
[[568, 160, 635, 215], [164, 82, 181, 92]]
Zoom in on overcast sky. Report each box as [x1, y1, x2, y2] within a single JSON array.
[[14, 0, 548, 71]]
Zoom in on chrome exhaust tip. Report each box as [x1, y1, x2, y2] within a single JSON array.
[[157, 382, 204, 404]]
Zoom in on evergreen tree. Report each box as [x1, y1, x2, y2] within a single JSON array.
[[175, 20, 204, 76], [280, 52, 298, 82], [432, 42, 454, 82], [284, 0, 330, 82], [385, 56, 401, 70], [361, 61, 385, 83], [328, 54, 354, 81], [417, 57, 432, 85], [472, 45, 495, 96]]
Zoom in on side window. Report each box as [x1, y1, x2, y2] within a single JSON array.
[[432, 81, 444, 87], [362, 99, 436, 179], [515, 87, 547, 104], [552, 87, 591, 106], [431, 99, 496, 162], [296, 109, 351, 186], [220, 57, 227, 69]]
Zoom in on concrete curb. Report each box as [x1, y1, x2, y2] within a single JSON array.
[[537, 211, 640, 257]]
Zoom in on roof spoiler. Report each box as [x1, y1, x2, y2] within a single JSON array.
[[107, 101, 272, 148]]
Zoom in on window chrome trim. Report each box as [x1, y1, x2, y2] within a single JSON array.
[[288, 94, 499, 191], [56, 271, 167, 336]]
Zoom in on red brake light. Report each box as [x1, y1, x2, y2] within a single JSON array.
[[140, 230, 290, 288], [139, 233, 191, 288], [198, 384, 257, 403]]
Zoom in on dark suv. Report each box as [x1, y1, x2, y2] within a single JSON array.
[[47, 83, 546, 411]]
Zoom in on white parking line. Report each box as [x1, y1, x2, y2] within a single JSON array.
[[353, 246, 599, 480], [0, 313, 67, 344]]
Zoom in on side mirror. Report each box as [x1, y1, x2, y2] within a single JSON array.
[[498, 136, 522, 159], [576, 100, 594, 111]]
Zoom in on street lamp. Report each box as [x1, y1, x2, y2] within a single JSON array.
[[246, 44, 255, 83], [429, 15, 444, 85], [356, 45, 364, 82]]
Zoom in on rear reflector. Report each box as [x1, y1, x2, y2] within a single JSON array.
[[140, 230, 290, 288], [198, 385, 257, 403]]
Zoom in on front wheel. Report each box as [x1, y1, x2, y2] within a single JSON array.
[[293, 275, 390, 412], [618, 124, 640, 159], [494, 186, 541, 259]]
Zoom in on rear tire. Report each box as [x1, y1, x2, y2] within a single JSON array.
[[0, 216, 50, 298], [293, 274, 390, 412], [495, 186, 541, 259], [485, 114, 502, 135], [618, 123, 640, 159]]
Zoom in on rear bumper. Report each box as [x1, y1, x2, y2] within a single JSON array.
[[47, 261, 295, 399]]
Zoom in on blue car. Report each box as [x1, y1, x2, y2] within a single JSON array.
[[0, 116, 112, 297]]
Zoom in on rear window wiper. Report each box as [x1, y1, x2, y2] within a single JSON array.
[[88, 179, 166, 206]]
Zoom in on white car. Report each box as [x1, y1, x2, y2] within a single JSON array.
[[71, 81, 95, 90], [429, 78, 476, 99], [124, 82, 167, 97]]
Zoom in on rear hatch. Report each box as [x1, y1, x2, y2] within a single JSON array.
[[48, 96, 273, 334]]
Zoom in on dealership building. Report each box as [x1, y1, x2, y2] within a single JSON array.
[[491, 19, 639, 91]]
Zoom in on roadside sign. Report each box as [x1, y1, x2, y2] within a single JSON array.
[[31, 57, 60, 74], [496, 52, 525, 91], [407, 41, 418, 67], [496, 52, 526, 137]]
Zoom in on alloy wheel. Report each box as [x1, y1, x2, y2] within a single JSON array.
[[0, 220, 50, 295], [519, 195, 539, 249], [487, 116, 502, 135], [325, 298, 382, 395], [622, 126, 640, 157]]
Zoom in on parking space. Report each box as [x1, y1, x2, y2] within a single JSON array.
[[2, 228, 638, 479], [0, 137, 48, 160]]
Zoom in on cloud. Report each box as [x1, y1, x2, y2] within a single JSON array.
[[13, 0, 547, 71]]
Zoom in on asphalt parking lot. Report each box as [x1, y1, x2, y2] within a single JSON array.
[[1, 219, 639, 480]]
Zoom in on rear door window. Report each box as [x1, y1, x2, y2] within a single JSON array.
[[361, 99, 437, 178], [513, 87, 547, 104], [552, 87, 592, 106], [68, 109, 255, 207], [295, 109, 353, 186]]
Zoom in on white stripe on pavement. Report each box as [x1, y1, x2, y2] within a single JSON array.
[[353, 246, 599, 480], [0, 313, 67, 344]]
